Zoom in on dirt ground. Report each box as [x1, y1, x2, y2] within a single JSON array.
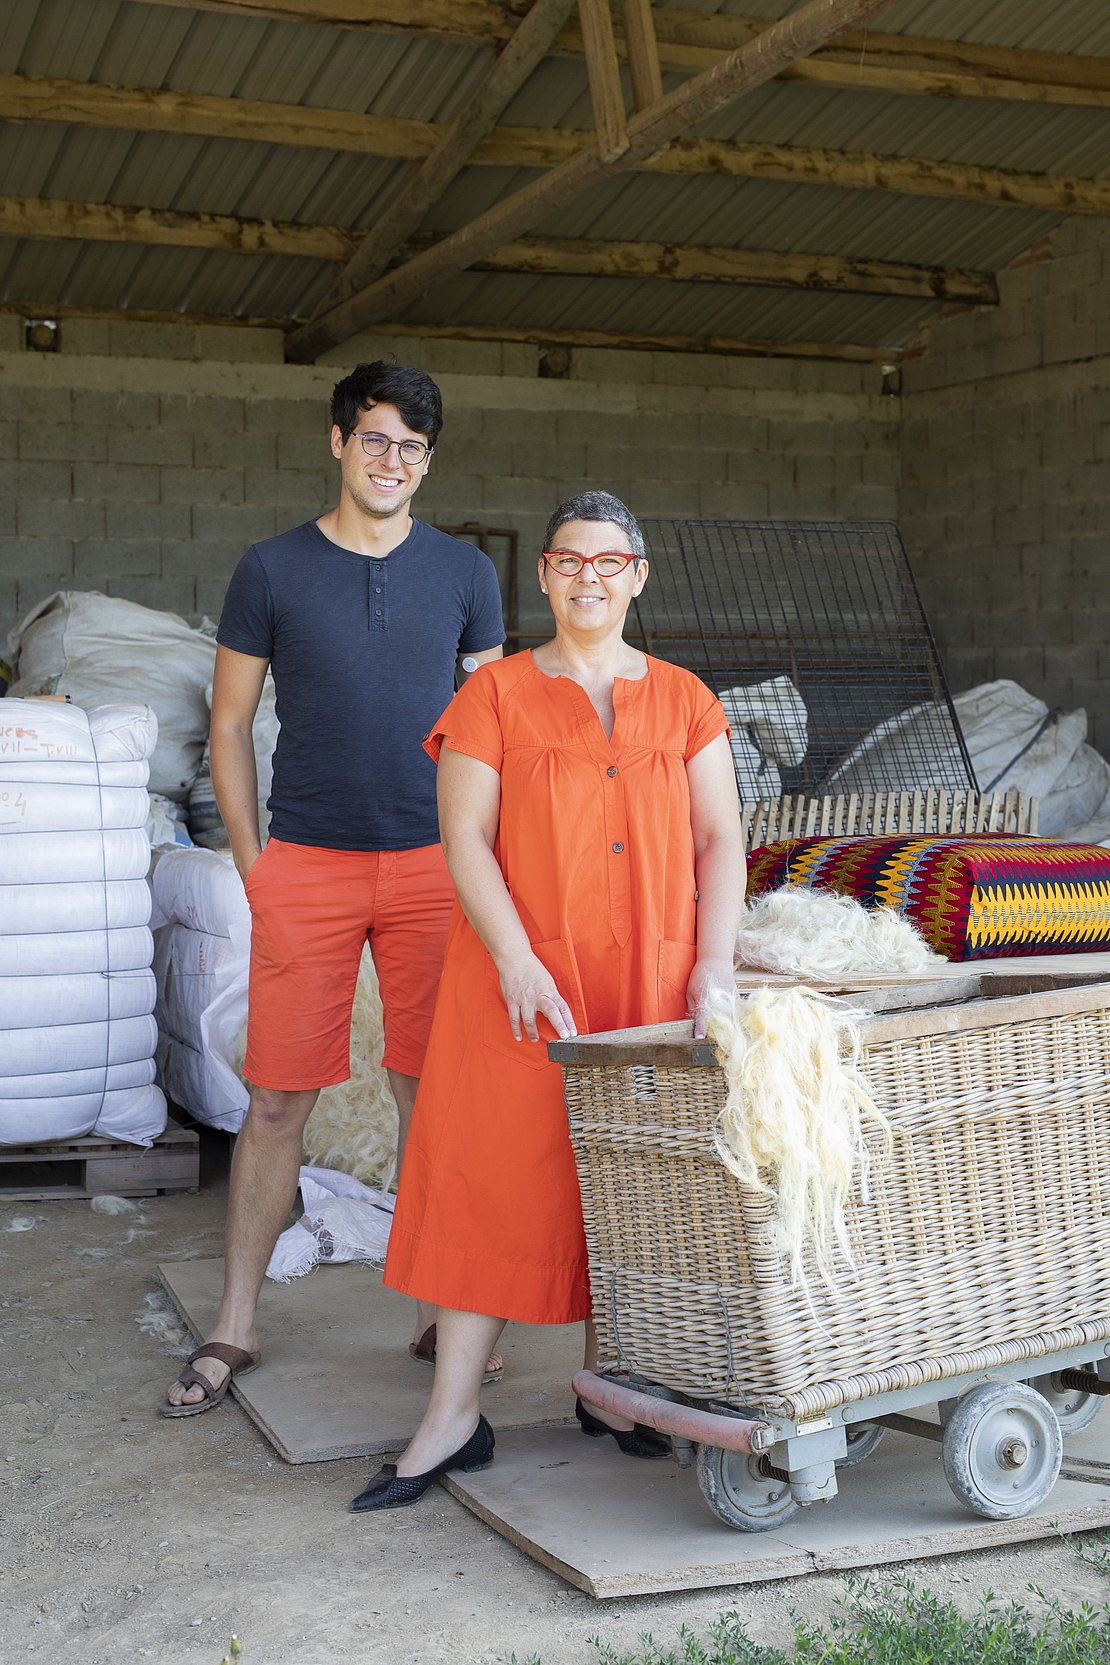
[[2, 1133, 1107, 1665]]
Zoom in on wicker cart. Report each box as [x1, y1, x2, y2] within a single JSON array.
[[552, 970, 1110, 1531]]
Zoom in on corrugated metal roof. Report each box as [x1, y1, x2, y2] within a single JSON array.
[[1, 0, 1108, 349]]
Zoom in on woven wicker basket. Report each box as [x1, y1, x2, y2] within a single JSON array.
[[557, 975, 1110, 1420]]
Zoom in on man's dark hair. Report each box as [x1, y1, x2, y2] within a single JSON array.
[[543, 490, 646, 558], [330, 362, 443, 448]]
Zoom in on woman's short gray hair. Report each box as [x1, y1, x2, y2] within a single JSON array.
[[543, 491, 646, 559]]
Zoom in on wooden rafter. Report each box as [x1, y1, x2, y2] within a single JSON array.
[[0, 195, 999, 305], [307, 0, 577, 322], [7, 73, 1110, 215], [0, 298, 901, 362], [286, 0, 902, 362], [622, 0, 664, 111], [131, 0, 1110, 109], [578, 0, 629, 162]]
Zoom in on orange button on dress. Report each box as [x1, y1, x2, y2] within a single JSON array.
[[383, 652, 729, 1326]]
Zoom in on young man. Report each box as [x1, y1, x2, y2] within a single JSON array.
[[162, 362, 504, 1415]]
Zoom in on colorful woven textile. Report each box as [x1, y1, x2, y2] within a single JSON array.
[[745, 834, 1110, 961]]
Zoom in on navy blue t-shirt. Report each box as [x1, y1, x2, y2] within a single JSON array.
[[216, 517, 504, 851]]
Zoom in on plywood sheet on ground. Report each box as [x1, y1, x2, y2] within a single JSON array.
[[159, 1258, 580, 1464], [444, 1422, 1110, 1597]]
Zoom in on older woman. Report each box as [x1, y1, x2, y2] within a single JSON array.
[[353, 491, 744, 1510]]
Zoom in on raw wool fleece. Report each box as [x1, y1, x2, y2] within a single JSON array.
[[706, 986, 891, 1288], [736, 887, 940, 979]]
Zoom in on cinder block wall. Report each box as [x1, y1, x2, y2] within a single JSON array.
[[0, 316, 898, 669], [900, 218, 1110, 751]]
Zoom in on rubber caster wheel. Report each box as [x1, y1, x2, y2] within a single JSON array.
[[837, 1423, 885, 1468], [942, 1381, 1061, 1520], [1029, 1368, 1103, 1437], [695, 1443, 800, 1532]]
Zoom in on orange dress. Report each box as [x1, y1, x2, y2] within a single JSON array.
[[383, 652, 729, 1324]]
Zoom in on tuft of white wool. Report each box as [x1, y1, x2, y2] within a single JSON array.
[[90, 1194, 139, 1215], [300, 947, 398, 1190], [736, 887, 940, 980], [706, 985, 891, 1288]]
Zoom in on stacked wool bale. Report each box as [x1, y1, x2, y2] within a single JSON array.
[[0, 699, 166, 1145]]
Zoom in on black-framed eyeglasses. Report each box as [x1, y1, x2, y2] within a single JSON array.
[[351, 430, 433, 466], [542, 550, 638, 577]]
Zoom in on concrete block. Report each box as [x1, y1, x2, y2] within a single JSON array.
[[162, 539, 246, 578], [17, 500, 102, 539], [0, 317, 23, 353], [791, 454, 838, 489], [108, 321, 194, 361], [162, 467, 244, 506], [1072, 607, 1110, 645], [0, 422, 15, 460], [941, 645, 997, 690], [199, 431, 280, 470], [73, 539, 160, 577], [719, 358, 796, 392], [193, 325, 283, 364], [573, 444, 656, 482], [19, 422, 104, 463], [105, 501, 191, 540], [273, 433, 329, 472], [1045, 642, 1099, 682], [434, 407, 484, 447], [244, 397, 326, 435], [0, 459, 72, 499], [571, 348, 653, 385], [161, 394, 245, 433], [195, 576, 237, 618], [777, 486, 838, 518], [481, 407, 549, 447], [652, 353, 730, 388], [109, 428, 192, 467], [1071, 536, 1110, 584], [1048, 499, 1104, 538], [771, 420, 836, 456], [79, 389, 159, 428], [416, 476, 485, 520], [0, 538, 75, 576], [500, 344, 541, 379], [244, 468, 329, 508], [984, 336, 1043, 377], [699, 413, 769, 452], [833, 487, 898, 521], [60, 319, 113, 356], [74, 462, 160, 503], [619, 482, 701, 518], [993, 504, 1043, 546], [699, 482, 768, 519], [0, 385, 72, 425], [103, 575, 197, 614], [192, 504, 277, 541], [509, 443, 589, 482]]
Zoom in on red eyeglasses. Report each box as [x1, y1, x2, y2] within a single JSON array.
[[541, 550, 637, 577]]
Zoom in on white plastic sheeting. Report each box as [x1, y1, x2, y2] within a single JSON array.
[[188, 677, 278, 850], [825, 679, 1110, 841], [151, 846, 253, 1134], [8, 591, 217, 802], [0, 700, 166, 1145], [718, 676, 809, 803]]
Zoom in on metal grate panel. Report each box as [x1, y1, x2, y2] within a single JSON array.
[[634, 519, 975, 799]]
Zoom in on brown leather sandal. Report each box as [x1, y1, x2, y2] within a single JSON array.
[[160, 1342, 261, 1418], [408, 1322, 502, 1385]]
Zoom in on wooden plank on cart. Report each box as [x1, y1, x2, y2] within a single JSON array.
[[0, 1124, 200, 1200]]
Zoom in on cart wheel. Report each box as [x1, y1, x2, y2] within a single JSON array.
[[942, 1382, 1062, 1520], [695, 1443, 801, 1532], [1029, 1369, 1103, 1437], [837, 1423, 885, 1468]]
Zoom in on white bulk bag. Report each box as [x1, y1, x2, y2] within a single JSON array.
[[0, 699, 165, 1145], [8, 592, 216, 801], [188, 676, 279, 850]]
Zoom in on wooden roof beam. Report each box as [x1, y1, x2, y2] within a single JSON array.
[[6, 73, 1110, 214], [131, 0, 1110, 109], [623, 0, 664, 111], [305, 0, 577, 324], [0, 297, 902, 362], [0, 195, 999, 304], [578, 0, 629, 162], [286, 0, 902, 362]]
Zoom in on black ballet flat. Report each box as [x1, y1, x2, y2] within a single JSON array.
[[350, 1414, 495, 1511], [575, 1396, 671, 1459]]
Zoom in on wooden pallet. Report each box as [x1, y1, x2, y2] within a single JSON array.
[[0, 1124, 200, 1201]]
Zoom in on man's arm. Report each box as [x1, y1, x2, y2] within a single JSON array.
[[455, 643, 503, 685], [210, 643, 269, 884]]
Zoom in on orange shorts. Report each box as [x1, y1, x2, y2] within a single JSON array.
[[242, 838, 455, 1091]]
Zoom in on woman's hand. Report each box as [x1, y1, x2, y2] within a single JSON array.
[[496, 952, 578, 1044], [686, 957, 735, 1041]]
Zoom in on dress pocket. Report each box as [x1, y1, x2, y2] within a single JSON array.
[[657, 938, 697, 1012], [483, 937, 582, 1070]]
